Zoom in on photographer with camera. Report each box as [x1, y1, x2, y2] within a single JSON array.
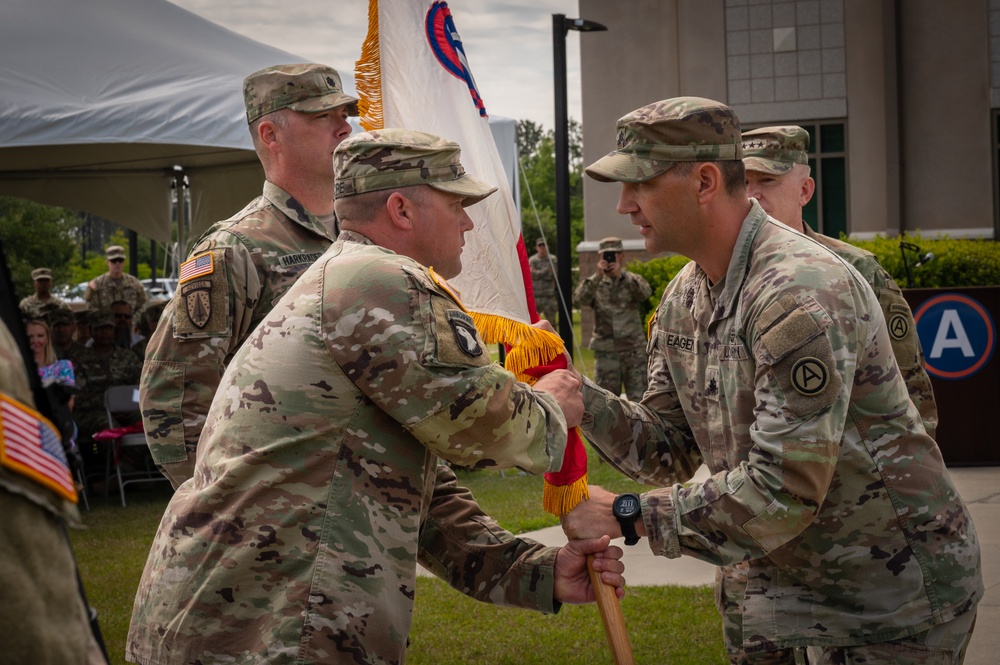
[[574, 237, 652, 400]]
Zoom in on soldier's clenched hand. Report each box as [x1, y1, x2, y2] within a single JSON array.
[[533, 369, 584, 428], [553, 535, 626, 604]]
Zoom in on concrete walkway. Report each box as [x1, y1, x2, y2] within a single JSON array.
[[418, 465, 999, 663]]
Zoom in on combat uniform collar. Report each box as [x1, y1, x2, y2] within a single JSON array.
[[336, 229, 377, 246], [692, 199, 770, 327], [261, 181, 339, 242]]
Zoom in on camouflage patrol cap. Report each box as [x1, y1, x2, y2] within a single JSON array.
[[31, 267, 52, 281], [74, 309, 90, 325], [742, 125, 810, 175], [243, 63, 359, 124], [598, 237, 624, 253], [333, 129, 497, 207], [586, 97, 743, 183], [105, 245, 126, 260], [89, 311, 114, 329], [48, 307, 75, 325]]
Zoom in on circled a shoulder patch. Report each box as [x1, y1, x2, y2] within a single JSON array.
[[790, 357, 829, 396]]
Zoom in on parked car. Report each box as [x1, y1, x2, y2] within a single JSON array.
[[54, 281, 89, 306], [141, 278, 178, 302]]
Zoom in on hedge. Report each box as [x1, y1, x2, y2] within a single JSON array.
[[628, 234, 1000, 312]]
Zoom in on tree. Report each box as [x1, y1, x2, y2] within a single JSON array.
[[517, 119, 584, 267], [0, 196, 81, 299]]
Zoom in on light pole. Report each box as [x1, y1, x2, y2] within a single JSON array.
[[552, 13, 606, 353]]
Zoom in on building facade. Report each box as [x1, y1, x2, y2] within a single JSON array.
[[578, 0, 999, 263]]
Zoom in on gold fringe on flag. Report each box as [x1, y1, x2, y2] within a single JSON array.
[[469, 311, 565, 382], [543, 471, 590, 516], [355, 0, 384, 131]]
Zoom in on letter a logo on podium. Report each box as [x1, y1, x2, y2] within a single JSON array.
[[914, 293, 996, 380]]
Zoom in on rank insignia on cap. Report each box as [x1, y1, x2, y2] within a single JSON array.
[[790, 357, 829, 395], [447, 310, 483, 358], [182, 280, 213, 329]]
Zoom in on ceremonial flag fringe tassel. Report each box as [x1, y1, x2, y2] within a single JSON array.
[[355, 0, 588, 515]]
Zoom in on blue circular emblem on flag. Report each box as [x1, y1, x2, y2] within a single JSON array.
[[425, 1, 487, 117], [914, 293, 996, 380]]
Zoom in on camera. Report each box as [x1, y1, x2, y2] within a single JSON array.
[[602, 251, 617, 264]]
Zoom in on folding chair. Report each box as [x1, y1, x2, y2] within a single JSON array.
[[103, 384, 170, 506]]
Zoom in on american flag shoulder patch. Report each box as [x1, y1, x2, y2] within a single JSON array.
[[0, 395, 77, 503], [179, 252, 215, 284]]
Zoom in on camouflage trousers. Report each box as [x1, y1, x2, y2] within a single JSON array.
[[593, 347, 648, 401], [534, 295, 559, 323], [718, 562, 978, 665]]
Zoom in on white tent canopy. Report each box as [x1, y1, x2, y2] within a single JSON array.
[[0, 0, 519, 257]]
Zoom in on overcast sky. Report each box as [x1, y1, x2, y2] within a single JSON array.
[[167, 0, 585, 129]]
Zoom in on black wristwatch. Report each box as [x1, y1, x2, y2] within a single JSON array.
[[612, 492, 642, 546]]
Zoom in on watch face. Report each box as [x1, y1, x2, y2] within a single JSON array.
[[615, 495, 639, 516]]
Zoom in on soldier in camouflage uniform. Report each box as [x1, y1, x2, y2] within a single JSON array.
[[127, 129, 624, 665], [529, 236, 559, 321], [0, 318, 105, 664], [560, 98, 981, 664], [85, 245, 147, 314], [19, 267, 68, 319], [574, 237, 652, 400], [743, 125, 938, 438], [49, 307, 88, 363], [140, 63, 358, 488], [74, 311, 142, 449]]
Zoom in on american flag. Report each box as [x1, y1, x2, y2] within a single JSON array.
[[0, 395, 77, 503], [179, 253, 214, 283]]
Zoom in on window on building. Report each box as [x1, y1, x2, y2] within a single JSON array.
[[799, 122, 848, 238]]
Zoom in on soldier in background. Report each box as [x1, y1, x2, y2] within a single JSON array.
[[127, 129, 624, 665], [50, 307, 88, 362], [528, 236, 559, 321], [73, 311, 142, 477], [574, 236, 652, 400], [19, 267, 68, 319], [84, 245, 147, 314], [140, 63, 357, 488], [742, 125, 937, 438], [560, 98, 981, 664]]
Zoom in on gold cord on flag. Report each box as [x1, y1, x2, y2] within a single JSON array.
[[355, 0, 383, 131]]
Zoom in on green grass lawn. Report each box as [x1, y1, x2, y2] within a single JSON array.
[[69, 312, 725, 664]]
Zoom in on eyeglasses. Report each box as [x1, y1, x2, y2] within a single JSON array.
[[109, 258, 125, 264]]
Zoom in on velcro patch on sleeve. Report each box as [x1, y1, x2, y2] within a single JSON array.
[[880, 289, 918, 370], [757, 301, 842, 419], [429, 295, 488, 367], [173, 249, 230, 338]]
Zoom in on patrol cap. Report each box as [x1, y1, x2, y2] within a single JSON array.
[[536, 237, 547, 246], [742, 125, 810, 175], [598, 237, 624, 253], [243, 63, 359, 124], [106, 245, 126, 260], [333, 129, 497, 207], [73, 309, 90, 325], [586, 97, 743, 183], [89, 311, 114, 329], [31, 267, 52, 281], [48, 307, 75, 325]]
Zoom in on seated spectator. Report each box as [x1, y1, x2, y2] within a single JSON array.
[[73, 311, 143, 482], [48, 307, 88, 363], [26, 318, 80, 462], [131, 301, 167, 362], [74, 309, 92, 347], [110, 300, 143, 351]]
